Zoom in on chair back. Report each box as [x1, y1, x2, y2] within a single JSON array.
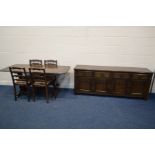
[[29, 68, 47, 84], [29, 59, 42, 67], [9, 67, 29, 85], [44, 60, 57, 68]]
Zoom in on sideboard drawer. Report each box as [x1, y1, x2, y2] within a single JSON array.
[[95, 72, 111, 79], [76, 70, 93, 77], [113, 73, 130, 79], [132, 74, 149, 80]]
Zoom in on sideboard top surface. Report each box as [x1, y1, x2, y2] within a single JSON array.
[[74, 65, 152, 73]]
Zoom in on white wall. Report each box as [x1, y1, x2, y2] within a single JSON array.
[[0, 26, 155, 91]]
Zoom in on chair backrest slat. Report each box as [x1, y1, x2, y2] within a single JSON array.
[[9, 67, 28, 84], [44, 60, 57, 68], [29, 68, 47, 84], [29, 59, 42, 67]]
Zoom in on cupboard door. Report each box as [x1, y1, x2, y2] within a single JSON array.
[[112, 79, 128, 96], [75, 70, 93, 93], [129, 80, 147, 98], [94, 72, 112, 94], [94, 79, 113, 94], [129, 74, 152, 99], [112, 73, 130, 96], [76, 76, 93, 92]]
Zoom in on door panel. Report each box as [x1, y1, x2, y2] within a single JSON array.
[[76, 76, 92, 92], [94, 79, 112, 94], [112, 79, 127, 95], [112, 72, 130, 96], [129, 74, 151, 98], [129, 80, 147, 97], [94, 71, 112, 94]]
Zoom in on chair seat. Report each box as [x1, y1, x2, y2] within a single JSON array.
[[15, 79, 31, 85]]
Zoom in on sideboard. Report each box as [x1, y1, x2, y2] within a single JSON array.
[[74, 65, 153, 99]]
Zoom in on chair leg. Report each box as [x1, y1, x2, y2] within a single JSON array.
[[45, 86, 49, 103], [32, 86, 35, 102], [13, 85, 17, 101], [53, 82, 59, 99]]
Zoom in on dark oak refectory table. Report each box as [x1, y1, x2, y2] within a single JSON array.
[[0, 64, 70, 97], [1, 64, 70, 75], [74, 65, 153, 99]]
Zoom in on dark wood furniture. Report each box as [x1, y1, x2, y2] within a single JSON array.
[[74, 65, 153, 99], [44, 60, 57, 68], [29, 59, 42, 67], [29, 68, 52, 103], [1, 64, 70, 74], [9, 67, 31, 101], [1, 64, 70, 99], [44, 60, 58, 98]]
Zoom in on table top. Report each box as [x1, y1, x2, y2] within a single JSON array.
[[0, 64, 70, 74], [74, 65, 152, 73]]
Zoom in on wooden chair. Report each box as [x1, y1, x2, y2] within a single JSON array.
[[9, 67, 31, 101], [44, 60, 58, 98], [29, 68, 52, 103], [44, 60, 57, 68], [29, 59, 42, 67]]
